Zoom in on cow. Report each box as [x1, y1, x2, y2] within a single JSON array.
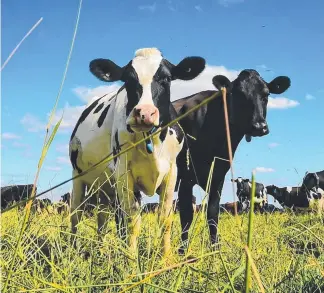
[[263, 203, 283, 213], [1, 184, 35, 210], [173, 69, 291, 254], [69, 47, 206, 255], [57, 192, 71, 214], [301, 170, 324, 194], [31, 198, 52, 214], [142, 202, 159, 214], [266, 185, 324, 213], [231, 177, 268, 213]]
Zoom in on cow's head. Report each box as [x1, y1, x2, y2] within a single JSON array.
[[90, 48, 206, 133], [231, 177, 250, 201], [302, 172, 319, 193], [213, 70, 291, 142]]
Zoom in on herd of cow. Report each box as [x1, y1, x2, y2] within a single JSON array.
[[2, 47, 323, 257]]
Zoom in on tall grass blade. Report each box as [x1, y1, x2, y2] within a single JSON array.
[[244, 171, 256, 293]]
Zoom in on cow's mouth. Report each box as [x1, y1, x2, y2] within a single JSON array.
[[245, 128, 269, 143], [127, 124, 155, 133]]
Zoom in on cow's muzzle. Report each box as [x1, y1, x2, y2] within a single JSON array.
[[250, 121, 269, 137], [128, 104, 160, 132]]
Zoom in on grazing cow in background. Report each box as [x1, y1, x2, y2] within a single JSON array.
[[231, 177, 268, 213], [142, 203, 159, 214], [263, 203, 283, 213], [301, 170, 324, 194], [266, 185, 324, 213], [57, 192, 71, 214], [173, 69, 291, 254], [69, 48, 206, 255], [31, 198, 52, 214], [1, 184, 35, 210]]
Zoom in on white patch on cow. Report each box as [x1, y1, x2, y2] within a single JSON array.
[[248, 182, 252, 188], [237, 177, 243, 183], [286, 186, 292, 193], [317, 188, 324, 194], [131, 48, 163, 106]]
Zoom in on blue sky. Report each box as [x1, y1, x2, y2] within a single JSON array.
[[1, 0, 324, 205]]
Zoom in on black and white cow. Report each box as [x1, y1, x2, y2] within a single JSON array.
[[301, 170, 324, 194], [231, 177, 268, 212], [1, 184, 35, 210], [172, 69, 291, 253], [69, 48, 205, 255], [266, 184, 323, 213]]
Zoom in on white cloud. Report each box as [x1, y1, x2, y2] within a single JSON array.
[[21, 114, 46, 132], [268, 97, 300, 109], [2, 132, 21, 140], [138, 2, 156, 12], [218, 0, 244, 7], [45, 166, 62, 172], [73, 84, 121, 103], [254, 167, 275, 173], [56, 156, 70, 165], [305, 93, 315, 100], [56, 143, 69, 154], [170, 64, 240, 101], [268, 142, 280, 148], [194, 5, 203, 12]]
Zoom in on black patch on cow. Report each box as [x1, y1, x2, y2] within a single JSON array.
[[159, 128, 168, 142], [70, 97, 102, 141], [94, 102, 105, 113], [113, 147, 117, 164], [126, 124, 134, 133], [115, 132, 121, 152], [97, 104, 111, 128], [169, 129, 173, 135], [70, 149, 82, 174]]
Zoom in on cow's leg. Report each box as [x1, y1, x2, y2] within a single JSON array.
[[116, 169, 141, 254], [97, 185, 114, 234], [178, 179, 194, 255], [70, 175, 86, 246], [207, 178, 224, 246], [158, 163, 177, 256]]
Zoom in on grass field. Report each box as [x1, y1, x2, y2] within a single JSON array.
[[1, 207, 323, 292]]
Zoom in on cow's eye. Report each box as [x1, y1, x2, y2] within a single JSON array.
[[162, 76, 171, 83]]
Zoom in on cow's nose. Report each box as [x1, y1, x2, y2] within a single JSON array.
[[252, 121, 269, 134], [134, 104, 159, 126]]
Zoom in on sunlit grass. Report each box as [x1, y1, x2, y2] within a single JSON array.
[[1, 207, 323, 292]]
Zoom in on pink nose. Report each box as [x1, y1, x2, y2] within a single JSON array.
[[134, 104, 159, 126]]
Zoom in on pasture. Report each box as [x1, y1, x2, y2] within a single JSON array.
[[1, 207, 323, 292]]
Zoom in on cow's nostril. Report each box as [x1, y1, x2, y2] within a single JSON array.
[[134, 108, 141, 116], [141, 115, 145, 120]]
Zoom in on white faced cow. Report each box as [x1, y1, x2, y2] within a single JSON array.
[[231, 177, 268, 212], [69, 48, 206, 255]]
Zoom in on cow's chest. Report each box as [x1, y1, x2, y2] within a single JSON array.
[[121, 127, 183, 196]]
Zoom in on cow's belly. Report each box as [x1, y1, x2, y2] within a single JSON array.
[[74, 137, 114, 187], [130, 156, 171, 196]]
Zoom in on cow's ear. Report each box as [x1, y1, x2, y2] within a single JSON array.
[[267, 76, 291, 94], [89, 59, 124, 82], [244, 179, 250, 182], [212, 75, 232, 91], [171, 57, 206, 81], [231, 178, 236, 182]]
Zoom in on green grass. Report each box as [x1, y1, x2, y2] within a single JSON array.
[[1, 208, 323, 292]]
